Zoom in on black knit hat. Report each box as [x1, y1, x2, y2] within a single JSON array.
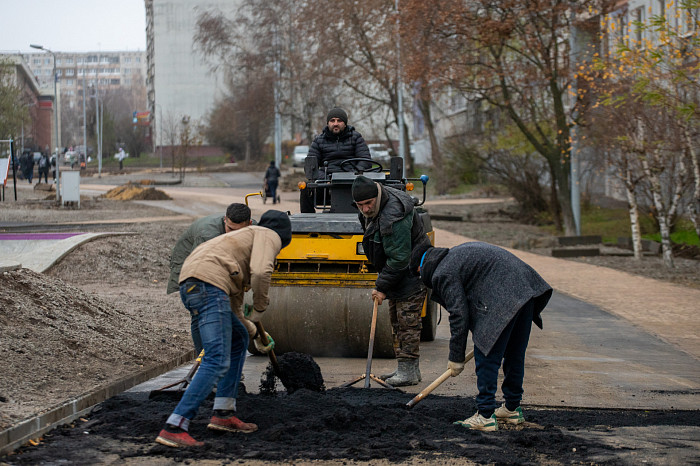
[[326, 107, 348, 125], [258, 210, 292, 248], [352, 176, 379, 202], [420, 247, 449, 289], [409, 239, 433, 276]]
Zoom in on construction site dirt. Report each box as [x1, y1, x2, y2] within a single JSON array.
[[1, 173, 699, 464], [6, 388, 700, 465]]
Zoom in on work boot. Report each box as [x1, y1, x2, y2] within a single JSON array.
[[385, 358, 420, 387], [379, 368, 397, 381]]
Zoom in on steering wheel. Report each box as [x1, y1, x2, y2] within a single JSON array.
[[339, 157, 384, 173]]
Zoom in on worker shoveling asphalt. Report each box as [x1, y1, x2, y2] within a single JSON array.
[[259, 352, 325, 394]]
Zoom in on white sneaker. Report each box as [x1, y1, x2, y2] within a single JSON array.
[[494, 404, 525, 425], [453, 412, 498, 431]]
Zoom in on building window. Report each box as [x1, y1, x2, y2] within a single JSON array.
[[110, 78, 120, 85], [77, 57, 84, 64], [56, 69, 62, 77], [44, 58, 51, 65], [45, 69, 52, 75], [65, 57, 73, 64], [633, 7, 644, 46], [33, 58, 41, 65], [124, 57, 132, 63], [78, 69, 85, 76], [65, 79, 74, 86], [135, 57, 141, 63], [56, 58, 61, 65], [66, 69, 75, 76], [87, 55, 98, 63], [123, 68, 131, 74]]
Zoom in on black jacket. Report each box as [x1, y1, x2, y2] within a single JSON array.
[[360, 186, 430, 300], [308, 125, 372, 173]]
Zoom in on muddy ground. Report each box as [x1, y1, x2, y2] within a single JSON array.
[[6, 388, 700, 465], [1, 183, 699, 464]]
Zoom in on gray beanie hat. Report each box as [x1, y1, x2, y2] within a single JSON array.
[[326, 107, 348, 125]]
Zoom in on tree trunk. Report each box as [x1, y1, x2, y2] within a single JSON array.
[[548, 163, 563, 232], [682, 125, 700, 239], [624, 162, 643, 260], [416, 89, 444, 192], [640, 150, 674, 268]]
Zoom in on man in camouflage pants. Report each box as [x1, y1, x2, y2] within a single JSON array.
[[352, 176, 431, 386]]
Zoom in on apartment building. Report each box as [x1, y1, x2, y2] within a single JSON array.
[[145, 0, 242, 151], [23, 51, 147, 110]]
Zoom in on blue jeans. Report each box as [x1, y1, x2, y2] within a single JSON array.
[[167, 280, 248, 431], [473, 299, 534, 415]]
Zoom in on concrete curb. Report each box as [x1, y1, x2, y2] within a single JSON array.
[[0, 349, 195, 456]]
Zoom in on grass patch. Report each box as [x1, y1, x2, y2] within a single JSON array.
[[539, 204, 699, 246]]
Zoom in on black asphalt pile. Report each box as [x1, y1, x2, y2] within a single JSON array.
[[5, 388, 699, 464], [259, 352, 326, 394]]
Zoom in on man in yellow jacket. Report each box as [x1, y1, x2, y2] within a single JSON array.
[[156, 210, 291, 448]]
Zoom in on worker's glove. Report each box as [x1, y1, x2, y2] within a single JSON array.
[[244, 303, 265, 323], [253, 331, 275, 353], [447, 360, 466, 377]]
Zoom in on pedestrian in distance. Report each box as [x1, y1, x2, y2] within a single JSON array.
[[156, 210, 292, 448], [116, 148, 127, 171], [264, 160, 281, 204], [37, 153, 50, 184], [300, 107, 372, 213], [352, 175, 432, 387], [410, 241, 552, 431], [167, 203, 255, 354]]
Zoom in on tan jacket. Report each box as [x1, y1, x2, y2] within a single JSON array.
[[179, 226, 282, 324]]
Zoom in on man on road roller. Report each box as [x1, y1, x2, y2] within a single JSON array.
[[352, 175, 432, 387], [167, 203, 254, 354], [156, 210, 292, 448], [300, 107, 372, 213], [411, 241, 552, 431]]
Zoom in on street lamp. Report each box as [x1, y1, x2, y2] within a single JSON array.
[[30, 43, 61, 202]]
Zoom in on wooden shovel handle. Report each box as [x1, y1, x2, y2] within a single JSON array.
[[255, 321, 281, 377], [406, 350, 475, 408]]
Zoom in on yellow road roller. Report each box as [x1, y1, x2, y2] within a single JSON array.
[[248, 156, 436, 358]]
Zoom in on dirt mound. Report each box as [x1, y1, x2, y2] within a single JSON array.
[[101, 182, 171, 201], [0, 268, 190, 431], [6, 389, 699, 464]]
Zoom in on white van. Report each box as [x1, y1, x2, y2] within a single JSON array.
[[292, 145, 309, 167]]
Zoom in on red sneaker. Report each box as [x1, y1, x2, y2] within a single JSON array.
[[207, 415, 258, 433], [155, 429, 204, 447]]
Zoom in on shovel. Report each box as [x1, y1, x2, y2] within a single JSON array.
[[148, 349, 204, 400], [406, 350, 474, 408], [254, 321, 282, 378]]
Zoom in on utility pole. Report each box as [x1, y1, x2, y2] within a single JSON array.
[[30, 44, 61, 203], [273, 27, 282, 168], [395, 0, 406, 164], [569, 10, 582, 236], [82, 74, 87, 175]]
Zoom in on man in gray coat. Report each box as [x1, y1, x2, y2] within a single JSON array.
[[411, 241, 552, 431]]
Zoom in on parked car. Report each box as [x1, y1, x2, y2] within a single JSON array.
[[292, 145, 309, 167], [367, 143, 391, 165], [64, 151, 78, 165]]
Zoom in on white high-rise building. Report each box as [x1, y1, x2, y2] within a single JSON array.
[[146, 0, 241, 149]]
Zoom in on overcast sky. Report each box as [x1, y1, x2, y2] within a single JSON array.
[[0, 0, 146, 53]]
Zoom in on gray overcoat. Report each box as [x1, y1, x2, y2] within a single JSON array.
[[421, 242, 552, 359]]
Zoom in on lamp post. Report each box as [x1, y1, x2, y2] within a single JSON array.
[[30, 44, 61, 202]]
